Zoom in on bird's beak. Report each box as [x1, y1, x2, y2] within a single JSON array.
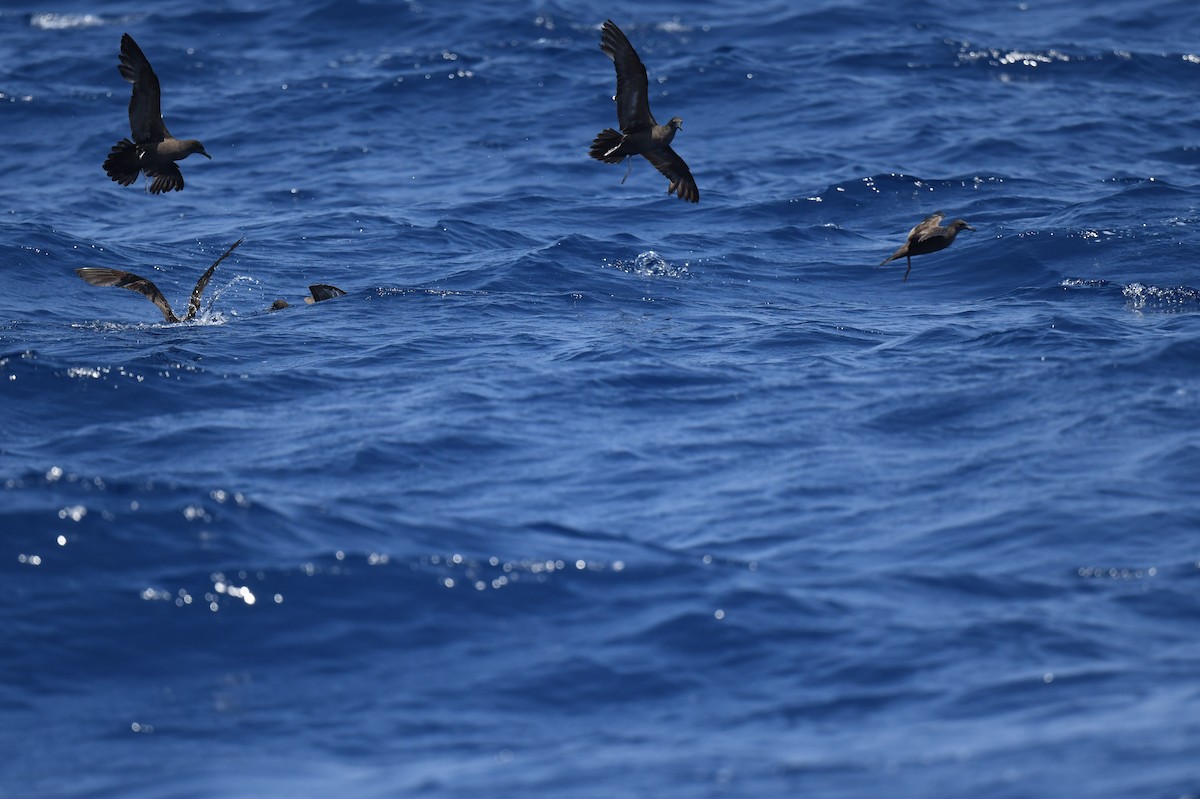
[[965, 224, 975, 231], [201, 152, 213, 160]]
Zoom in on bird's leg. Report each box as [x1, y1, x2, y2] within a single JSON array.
[[903, 257, 912, 283], [620, 156, 633, 185]]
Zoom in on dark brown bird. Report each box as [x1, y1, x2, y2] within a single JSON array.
[[75, 237, 244, 323], [307, 284, 346, 303], [103, 33, 210, 194], [880, 211, 974, 282], [589, 20, 698, 203], [269, 285, 347, 310]]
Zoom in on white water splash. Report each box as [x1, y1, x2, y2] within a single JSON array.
[[609, 250, 689, 279], [1123, 282, 1200, 312], [30, 13, 106, 30]]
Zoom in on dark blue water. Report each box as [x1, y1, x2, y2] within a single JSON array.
[[3, 1, 1200, 796]]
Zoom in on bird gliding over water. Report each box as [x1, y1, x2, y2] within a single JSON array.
[[103, 33, 210, 194], [589, 19, 699, 203], [881, 212, 974, 282]]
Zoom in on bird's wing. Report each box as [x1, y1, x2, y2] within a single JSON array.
[[119, 33, 169, 142], [75, 267, 178, 323], [147, 163, 185, 194], [308, 284, 347, 303], [641, 145, 699, 203], [909, 211, 945, 243], [600, 20, 656, 133], [185, 237, 245, 321]]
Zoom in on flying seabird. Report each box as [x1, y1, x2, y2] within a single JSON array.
[[103, 33, 210, 194], [880, 211, 974, 282], [589, 19, 699, 203], [75, 237, 244, 323], [269, 284, 347, 310]]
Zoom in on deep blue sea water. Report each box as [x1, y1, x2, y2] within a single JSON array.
[[2, 0, 1200, 796]]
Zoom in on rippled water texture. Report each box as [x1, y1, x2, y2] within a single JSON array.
[[2, 1, 1199, 797]]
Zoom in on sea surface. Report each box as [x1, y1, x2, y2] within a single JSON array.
[[2, 0, 1199, 796]]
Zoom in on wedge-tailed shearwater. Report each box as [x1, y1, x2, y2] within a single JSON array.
[[880, 211, 974, 282], [75, 237, 244, 322], [269, 284, 347, 310], [589, 20, 699, 203], [103, 34, 211, 194]]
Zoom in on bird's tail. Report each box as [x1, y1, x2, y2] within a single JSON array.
[[589, 129, 626, 163], [103, 139, 140, 186], [879, 248, 903, 266]]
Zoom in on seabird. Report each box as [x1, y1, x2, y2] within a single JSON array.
[[307, 284, 346, 303], [75, 237, 244, 323], [880, 211, 974, 282], [103, 33, 210, 194], [269, 284, 347, 310], [589, 19, 699, 203]]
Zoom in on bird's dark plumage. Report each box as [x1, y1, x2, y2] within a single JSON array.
[[269, 284, 347, 311], [589, 20, 698, 203], [880, 212, 974, 282], [103, 33, 210, 194], [75, 237, 244, 323], [307, 284, 347, 303]]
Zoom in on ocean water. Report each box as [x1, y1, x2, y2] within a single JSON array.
[[2, 0, 1199, 796]]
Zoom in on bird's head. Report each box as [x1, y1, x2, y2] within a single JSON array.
[[668, 117, 684, 132], [189, 141, 212, 160], [950, 219, 973, 233]]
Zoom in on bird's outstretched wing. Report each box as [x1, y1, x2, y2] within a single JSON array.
[[146, 163, 185, 194], [909, 211, 945, 244], [119, 33, 168, 142], [600, 20, 655, 133], [75, 267, 178, 323], [185, 237, 245, 321], [641, 145, 699, 203]]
